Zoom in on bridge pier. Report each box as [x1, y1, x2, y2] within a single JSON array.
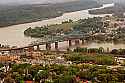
[[36, 45, 40, 51], [81, 39, 85, 45], [55, 42, 59, 50], [107, 47, 110, 53], [69, 40, 72, 47], [46, 43, 51, 50], [9, 50, 15, 55], [28, 46, 34, 52], [75, 39, 80, 46], [15, 50, 19, 55], [19, 48, 26, 55], [9, 49, 22, 56]]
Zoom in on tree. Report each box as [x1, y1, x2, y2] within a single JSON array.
[[54, 75, 74, 83], [111, 49, 119, 54], [35, 70, 49, 82], [4, 76, 15, 83], [98, 47, 104, 54]]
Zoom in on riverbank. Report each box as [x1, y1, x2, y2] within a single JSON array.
[[0, 0, 101, 28], [0, 3, 113, 47], [23, 16, 125, 51], [89, 3, 125, 17]]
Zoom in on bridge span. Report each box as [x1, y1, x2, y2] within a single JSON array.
[[0, 36, 87, 55]]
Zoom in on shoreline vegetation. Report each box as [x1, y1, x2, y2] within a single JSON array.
[[24, 20, 75, 38], [24, 16, 125, 44], [89, 3, 125, 17], [0, 0, 101, 28]]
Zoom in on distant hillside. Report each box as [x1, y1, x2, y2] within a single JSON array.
[[0, 0, 77, 5], [89, 3, 125, 17], [96, 0, 113, 4], [0, 0, 101, 27]]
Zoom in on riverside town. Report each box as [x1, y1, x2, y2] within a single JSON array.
[[1, 0, 125, 83]]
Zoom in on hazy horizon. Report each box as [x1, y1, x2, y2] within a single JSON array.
[[0, 0, 124, 6], [0, 0, 78, 5]]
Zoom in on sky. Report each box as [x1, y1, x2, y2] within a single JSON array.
[[0, 0, 78, 5], [0, 0, 124, 5]]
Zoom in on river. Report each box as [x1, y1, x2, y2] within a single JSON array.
[[0, 3, 123, 51]]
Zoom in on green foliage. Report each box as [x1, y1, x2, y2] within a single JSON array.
[[0, 0, 100, 27], [65, 53, 115, 65], [73, 17, 103, 33], [24, 27, 51, 37], [77, 65, 125, 83], [8, 62, 125, 83], [12, 63, 31, 72], [111, 49, 125, 55], [35, 70, 49, 81], [74, 47, 104, 54], [24, 22, 75, 38], [0, 63, 4, 68], [54, 75, 74, 83]]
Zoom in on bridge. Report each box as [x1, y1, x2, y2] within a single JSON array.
[[0, 34, 89, 55]]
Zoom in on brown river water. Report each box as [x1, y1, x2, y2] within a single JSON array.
[[0, 3, 123, 51]]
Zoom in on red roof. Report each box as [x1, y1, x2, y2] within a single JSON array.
[[25, 81, 33, 83]]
